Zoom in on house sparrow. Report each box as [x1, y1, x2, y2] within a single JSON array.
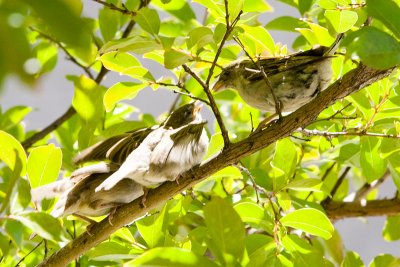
[[213, 34, 344, 114], [88, 101, 209, 191], [31, 162, 144, 219]]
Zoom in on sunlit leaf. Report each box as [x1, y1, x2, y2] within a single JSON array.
[[125, 247, 220, 267], [104, 82, 147, 111], [280, 208, 334, 240], [325, 10, 358, 33], [134, 8, 160, 36], [204, 197, 245, 265], [10, 212, 68, 242], [0, 130, 27, 176], [27, 144, 62, 188]]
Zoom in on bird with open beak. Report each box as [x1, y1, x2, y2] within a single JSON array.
[[31, 101, 208, 222], [93, 100, 209, 191]]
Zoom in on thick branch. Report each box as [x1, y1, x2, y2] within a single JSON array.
[[38, 63, 394, 267], [326, 199, 400, 220]]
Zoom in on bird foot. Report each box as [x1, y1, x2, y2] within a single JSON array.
[[140, 188, 149, 208], [108, 207, 116, 226], [253, 113, 280, 134]]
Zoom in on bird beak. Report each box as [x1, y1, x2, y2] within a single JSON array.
[[212, 80, 226, 92], [193, 100, 203, 116]]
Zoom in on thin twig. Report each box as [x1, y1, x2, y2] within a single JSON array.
[[233, 36, 282, 121], [152, 82, 211, 106], [183, 1, 242, 148], [182, 64, 230, 146], [309, 102, 356, 124], [235, 163, 266, 203], [21, 16, 145, 149], [305, 162, 336, 201], [30, 27, 94, 79], [300, 129, 400, 139], [15, 240, 43, 267], [322, 166, 351, 206], [353, 171, 390, 202], [92, 0, 137, 16]]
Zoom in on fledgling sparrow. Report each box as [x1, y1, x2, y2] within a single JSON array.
[[213, 34, 344, 114], [31, 163, 144, 219], [80, 101, 210, 191]]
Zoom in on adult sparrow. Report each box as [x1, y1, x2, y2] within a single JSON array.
[[213, 34, 344, 114], [31, 163, 144, 220], [87, 101, 209, 191]]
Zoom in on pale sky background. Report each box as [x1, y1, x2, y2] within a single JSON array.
[[0, 0, 399, 264]]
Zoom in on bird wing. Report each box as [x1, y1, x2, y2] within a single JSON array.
[[73, 127, 154, 165], [95, 128, 166, 190], [243, 51, 331, 82]]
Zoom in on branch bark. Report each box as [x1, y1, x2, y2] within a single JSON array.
[[38, 64, 394, 266], [325, 199, 400, 220]]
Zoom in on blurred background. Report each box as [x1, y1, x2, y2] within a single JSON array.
[[1, 0, 399, 263]]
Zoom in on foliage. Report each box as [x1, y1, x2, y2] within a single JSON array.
[[0, 0, 400, 266]]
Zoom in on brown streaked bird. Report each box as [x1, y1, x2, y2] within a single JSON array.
[[213, 34, 344, 114], [93, 100, 209, 192], [31, 163, 144, 220]]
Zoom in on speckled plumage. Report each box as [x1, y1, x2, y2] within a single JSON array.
[[213, 35, 343, 113]]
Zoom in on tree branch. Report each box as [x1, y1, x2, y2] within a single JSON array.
[[38, 63, 394, 267], [30, 27, 94, 80], [21, 8, 148, 150], [92, 0, 137, 16], [325, 199, 400, 220], [299, 129, 400, 139]]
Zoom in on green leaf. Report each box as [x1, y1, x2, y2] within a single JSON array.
[[228, 0, 243, 22], [100, 52, 154, 81], [164, 49, 191, 69], [134, 8, 160, 36], [239, 25, 275, 56], [0, 106, 33, 132], [187, 27, 214, 50], [11, 212, 67, 242], [285, 178, 328, 194], [344, 27, 400, 69], [192, 0, 224, 18], [136, 206, 167, 248], [86, 241, 133, 261], [271, 138, 297, 191], [99, 7, 120, 42], [100, 52, 141, 71], [280, 208, 334, 240], [369, 254, 400, 267], [22, 0, 92, 61], [360, 137, 387, 182], [72, 75, 104, 122], [125, 247, 220, 267], [100, 36, 163, 54], [266, 16, 308, 32], [104, 82, 147, 111], [383, 215, 400, 241], [325, 10, 358, 33], [0, 130, 27, 176], [298, 0, 317, 15], [204, 197, 245, 265], [243, 0, 272, 12], [34, 42, 58, 74], [234, 202, 273, 231], [204, 132, 223, 160], [366, 0, 400, 39], [27, 144, 62, 188]]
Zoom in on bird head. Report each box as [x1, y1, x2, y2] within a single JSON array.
[[165, 101, 204, 128], [212, 62, 241, 92]]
